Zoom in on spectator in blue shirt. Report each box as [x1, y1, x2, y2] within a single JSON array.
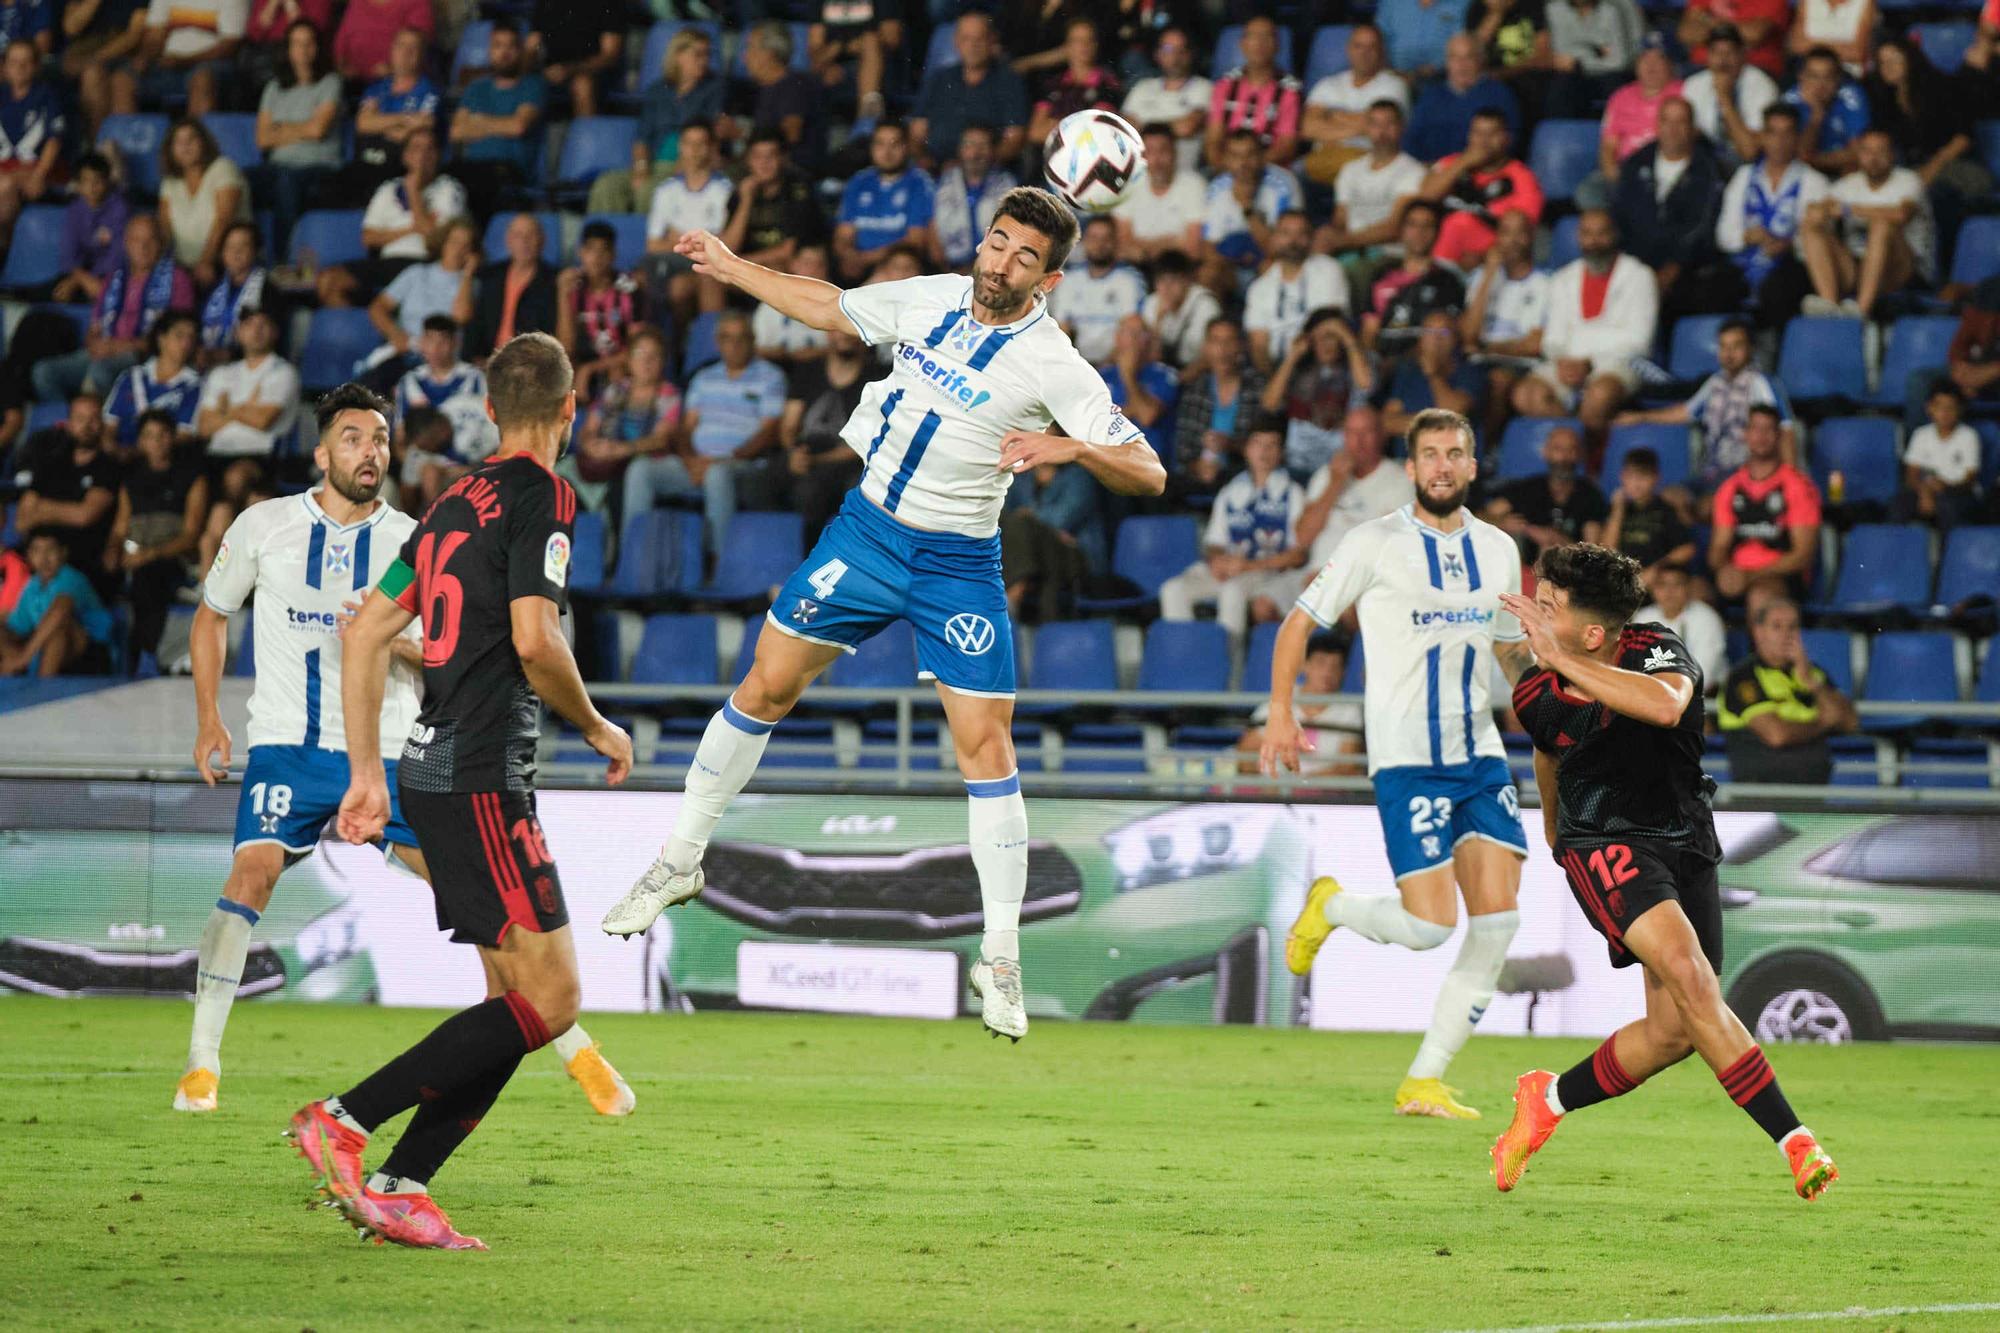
[[0, 527, 114, 676], [1378, 0, 1474, 77], [1405, 33, 1520, 164], [1378, 311, 1484, 435], [0, 39, 63, 250], [353, 27, 440, 182], [0, 0, 53, 58], [448, 24, 547, 212], [909, 13, 1029, 168], [589, 26, 726, 215], [835, 120, 937, 282], [104, 309, 203, 447], [1100, 314, 1179, 460], [623, 311, 786, 553], [1784, 46, 1869, 178], [53, 152, 131, 306]]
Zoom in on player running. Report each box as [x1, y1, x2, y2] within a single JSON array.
[[1262, 408, 1533, 1120], [290, 338, 635, 1250], [598, 189, 1167, 1042], [180, 382, 634, 1119], [1492, 544, 1837, 1200]]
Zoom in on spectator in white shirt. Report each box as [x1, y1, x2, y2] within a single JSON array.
[[1201, 128, 1304, 294], [1319, 100, 1427, 268], [1512, 208, 1658, 444], [644, 120, 734, 323], [1159, 422, 1307, 637], [1293, 404, 1413, 578], [361, 217, 479, 385], [754, 243, 833, 366], [359, 127, 466, 263], [1139, 248, 1222, 370], [1113, 121, 1207, 265], [1894, 383, 1986, 529], [1299, 22, 1410, 186], [1120, 27, 1212, 174], [1054, 216, 1150, 367], [1244, 210, 1351, 374], [1681, 23, 1780, 171], [1460, 209, 1549, 436], [194, 305, 298, 544], [1799, 128, 1933, 321], [1634, 561, 1727, 690]]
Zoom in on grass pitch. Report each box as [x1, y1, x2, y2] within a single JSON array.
[[3, 998, 1997, 1332]]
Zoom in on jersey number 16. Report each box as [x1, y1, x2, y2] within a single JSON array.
[[415, 530, 471, 667]]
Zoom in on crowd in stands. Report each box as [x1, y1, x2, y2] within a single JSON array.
[[1, 0, 1998, 784]]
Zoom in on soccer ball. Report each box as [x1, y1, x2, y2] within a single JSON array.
[[1042, 110, 1147, 213]]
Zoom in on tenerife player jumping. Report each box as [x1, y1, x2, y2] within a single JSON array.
[[180, 383, 635, 1122], [1262, 408, 1534, 1119], [599, 189, 1167, 1040], [1492, 544, 1837, 1200]]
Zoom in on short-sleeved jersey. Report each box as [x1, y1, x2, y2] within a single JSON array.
[[1513, 622, 1721, 856], [202, 492, 420, 754], [836, 274, 1148, 538], [1295, 505, 1524, 773], [381, 453, 576, 794]]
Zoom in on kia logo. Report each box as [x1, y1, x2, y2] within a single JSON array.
[[944, 613, 996, 656]]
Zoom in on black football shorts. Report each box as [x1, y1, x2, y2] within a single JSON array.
[[400, 787, 569, 947], [1553, 838, 1722, 972]]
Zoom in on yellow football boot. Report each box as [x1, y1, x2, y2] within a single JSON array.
[[173, 1068, 219, 1113], [1285, 876, 1344, 975], [1395, 1076, 1482, 1120], [565, 1042, 636, 1117]]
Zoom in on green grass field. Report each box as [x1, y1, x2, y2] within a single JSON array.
[[4, 998, 1997, 1332]]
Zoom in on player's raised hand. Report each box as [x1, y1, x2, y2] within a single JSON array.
[[1499, 591, 1560, 662], [335, 776, 390, 845], [673, 229, 737, 282], [1259, 710, 1316, 777], [586, 717, 634, 786], [996, 430, 1082, 475], [335, 598, 363, 639], [193, 716, 232, 786]]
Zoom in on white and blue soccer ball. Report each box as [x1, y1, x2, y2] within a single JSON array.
[[1042, 110, 1147, 213]]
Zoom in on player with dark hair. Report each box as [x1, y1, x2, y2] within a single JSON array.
[[289, 336, 635, 1250], [1493, 542, 1838, 1200]]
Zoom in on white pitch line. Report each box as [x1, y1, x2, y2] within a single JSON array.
[[1446, 1301, 2000, 1333]]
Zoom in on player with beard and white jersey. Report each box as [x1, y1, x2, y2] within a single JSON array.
[[175, 384, 636, 1121], [1261, 407, 1540, 1121], [601, 188, 1168, 1044]]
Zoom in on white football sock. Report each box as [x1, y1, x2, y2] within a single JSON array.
[[1408, 909, 1519, 1081], [187, 899, 257, 1073], [1545, 1079, 1567, 1117], [967, 775, 1028, 964], [552, 1023, 593, 1063], [368, 1171, 426, 1195], [1324, 893, 1455, 950], [662, 697, 776, 874], [323, 1096, 367, 1136]]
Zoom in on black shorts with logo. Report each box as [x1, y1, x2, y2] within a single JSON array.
[[400, 786, 568, 947], [1553, 838, 1722, 972]]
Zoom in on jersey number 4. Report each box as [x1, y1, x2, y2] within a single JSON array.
[[415, 530, 471, 667]]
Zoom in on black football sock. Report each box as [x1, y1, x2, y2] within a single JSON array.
[[1553, 1036, 1643, 1114], [379, 1052, 524, 1187], [338, 992, 551, 1133], [1718, 1047, 1803, 1142]]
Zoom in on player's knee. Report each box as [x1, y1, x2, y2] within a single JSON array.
[[1658, 948, 1718, 1008], [1407, 916, 1454, 950]]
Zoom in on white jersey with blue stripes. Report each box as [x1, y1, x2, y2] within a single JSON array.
[[202, 491, 421, 754], [1295, 504, 1525, 775], [836, 274, 1149, 538]]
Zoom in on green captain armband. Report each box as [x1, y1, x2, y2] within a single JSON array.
[[380, 558, 418, 612]]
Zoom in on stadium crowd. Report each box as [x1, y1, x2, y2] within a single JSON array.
[[0, 0, 1997, 782]]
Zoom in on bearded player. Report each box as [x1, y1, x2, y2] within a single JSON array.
[[599, 189, 1167, 1042], [180, 383, 634, 1120], [1492, 543, 1837, 1201], [1263, 408, 1532, 1120]]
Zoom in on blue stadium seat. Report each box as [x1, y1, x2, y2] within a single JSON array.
[[1544, 214, 1580, 271], [923, 22, 959, 74], [1026, 620, 1117, 691], [1824, 524, 1932, 614], [1979, 642, 2000, 707], [25, 399, 65, 435], [1935, 526, 2000, 609], [1242, 621, 1281, 692], [1801, 628, 1856, 696], [636, 20, 722, 90], [1914, 21, 1977, 72], [682, 310, 721, 377], [1870, 317, 1960, 409], [1304, 24, 1355, 84], [1076, 514, 1200, 612], [1212, 23, 1295, 76], [1979, 121, 2000, 180], [1139, 620, 1230, 692], [697, 511, 802, 601], [732, 621, 761, 682], [764, 718, 839, 768], [451, 19, 510, 85], [97, 114, 168, 195], [1601, 423, 1692, 488], [299, 308, 377, 390], [1063, 722, 1148, 773], [1976, 420, 2000, 491], [232, 616, 255, 677], [1950, 216, 2000, 287], [631, 613, 720, 684], [731, 21, 812, 77], [610, 508, 692, 597], [1667, 314, 1727, 382], [1493, 417, 1583, 480], [289, 209, 366, 266], [1527, 120, 1600, 204], [568, 510, 606, 595], [0, 503, 15, 549], [483, 211, 564, 265], [203, 113, 261, 169], [583, 213, 648, 270], [1778, 317, 1867, 405], [556, 118, 637, 194], [825, 618, 918, 695], [1901, 738, 1990, 789], [1, 205, 66, 290], [1342, 635, 1365, 692], [1862, 631, 1961, 732], [1809, 417, 1901, 508]]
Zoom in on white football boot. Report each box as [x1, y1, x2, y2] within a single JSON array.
[[969, 956, 1027, 1042], [601, 860, 704, 936]]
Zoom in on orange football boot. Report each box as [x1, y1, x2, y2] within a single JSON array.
[[1786, 1130, 1839, 1201], [287, 1101, 367, 1207], [1492, 1070, 1563, 1192], [355, 1189, 488, 1251]]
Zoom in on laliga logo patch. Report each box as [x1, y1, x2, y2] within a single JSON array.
[[945, 613, 995, 656], [210, 540, 231, 577], [324, 542, 352, 579], [544, 532, 570, 588]]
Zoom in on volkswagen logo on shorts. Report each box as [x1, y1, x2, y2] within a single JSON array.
[[944, 613, 996, 656]]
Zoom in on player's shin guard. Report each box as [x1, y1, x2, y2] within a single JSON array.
[[967, 774, 1028, 964], [1552, 1034, 1646, 1115], [1324, 893, 1455, 950], [379, 1053, 524, 1188], [187, 898, 258, 1072], [662, 698, 776, 874], [1718, 1046, 1804, 1142], [337, 992, 552, 1133], [1408, 909, 1518, 1081]]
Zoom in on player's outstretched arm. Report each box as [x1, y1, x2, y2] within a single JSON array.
[[1500, 591, 1694, 728], [995, 430, 1167, 496], [335, 588, 415, 844], [511, 595, 633, 786], [189, 602, 232, 785], [1493, 638, 1537, 685], [674, 229, 849, 335], [1259, 608, 1321, 776]]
